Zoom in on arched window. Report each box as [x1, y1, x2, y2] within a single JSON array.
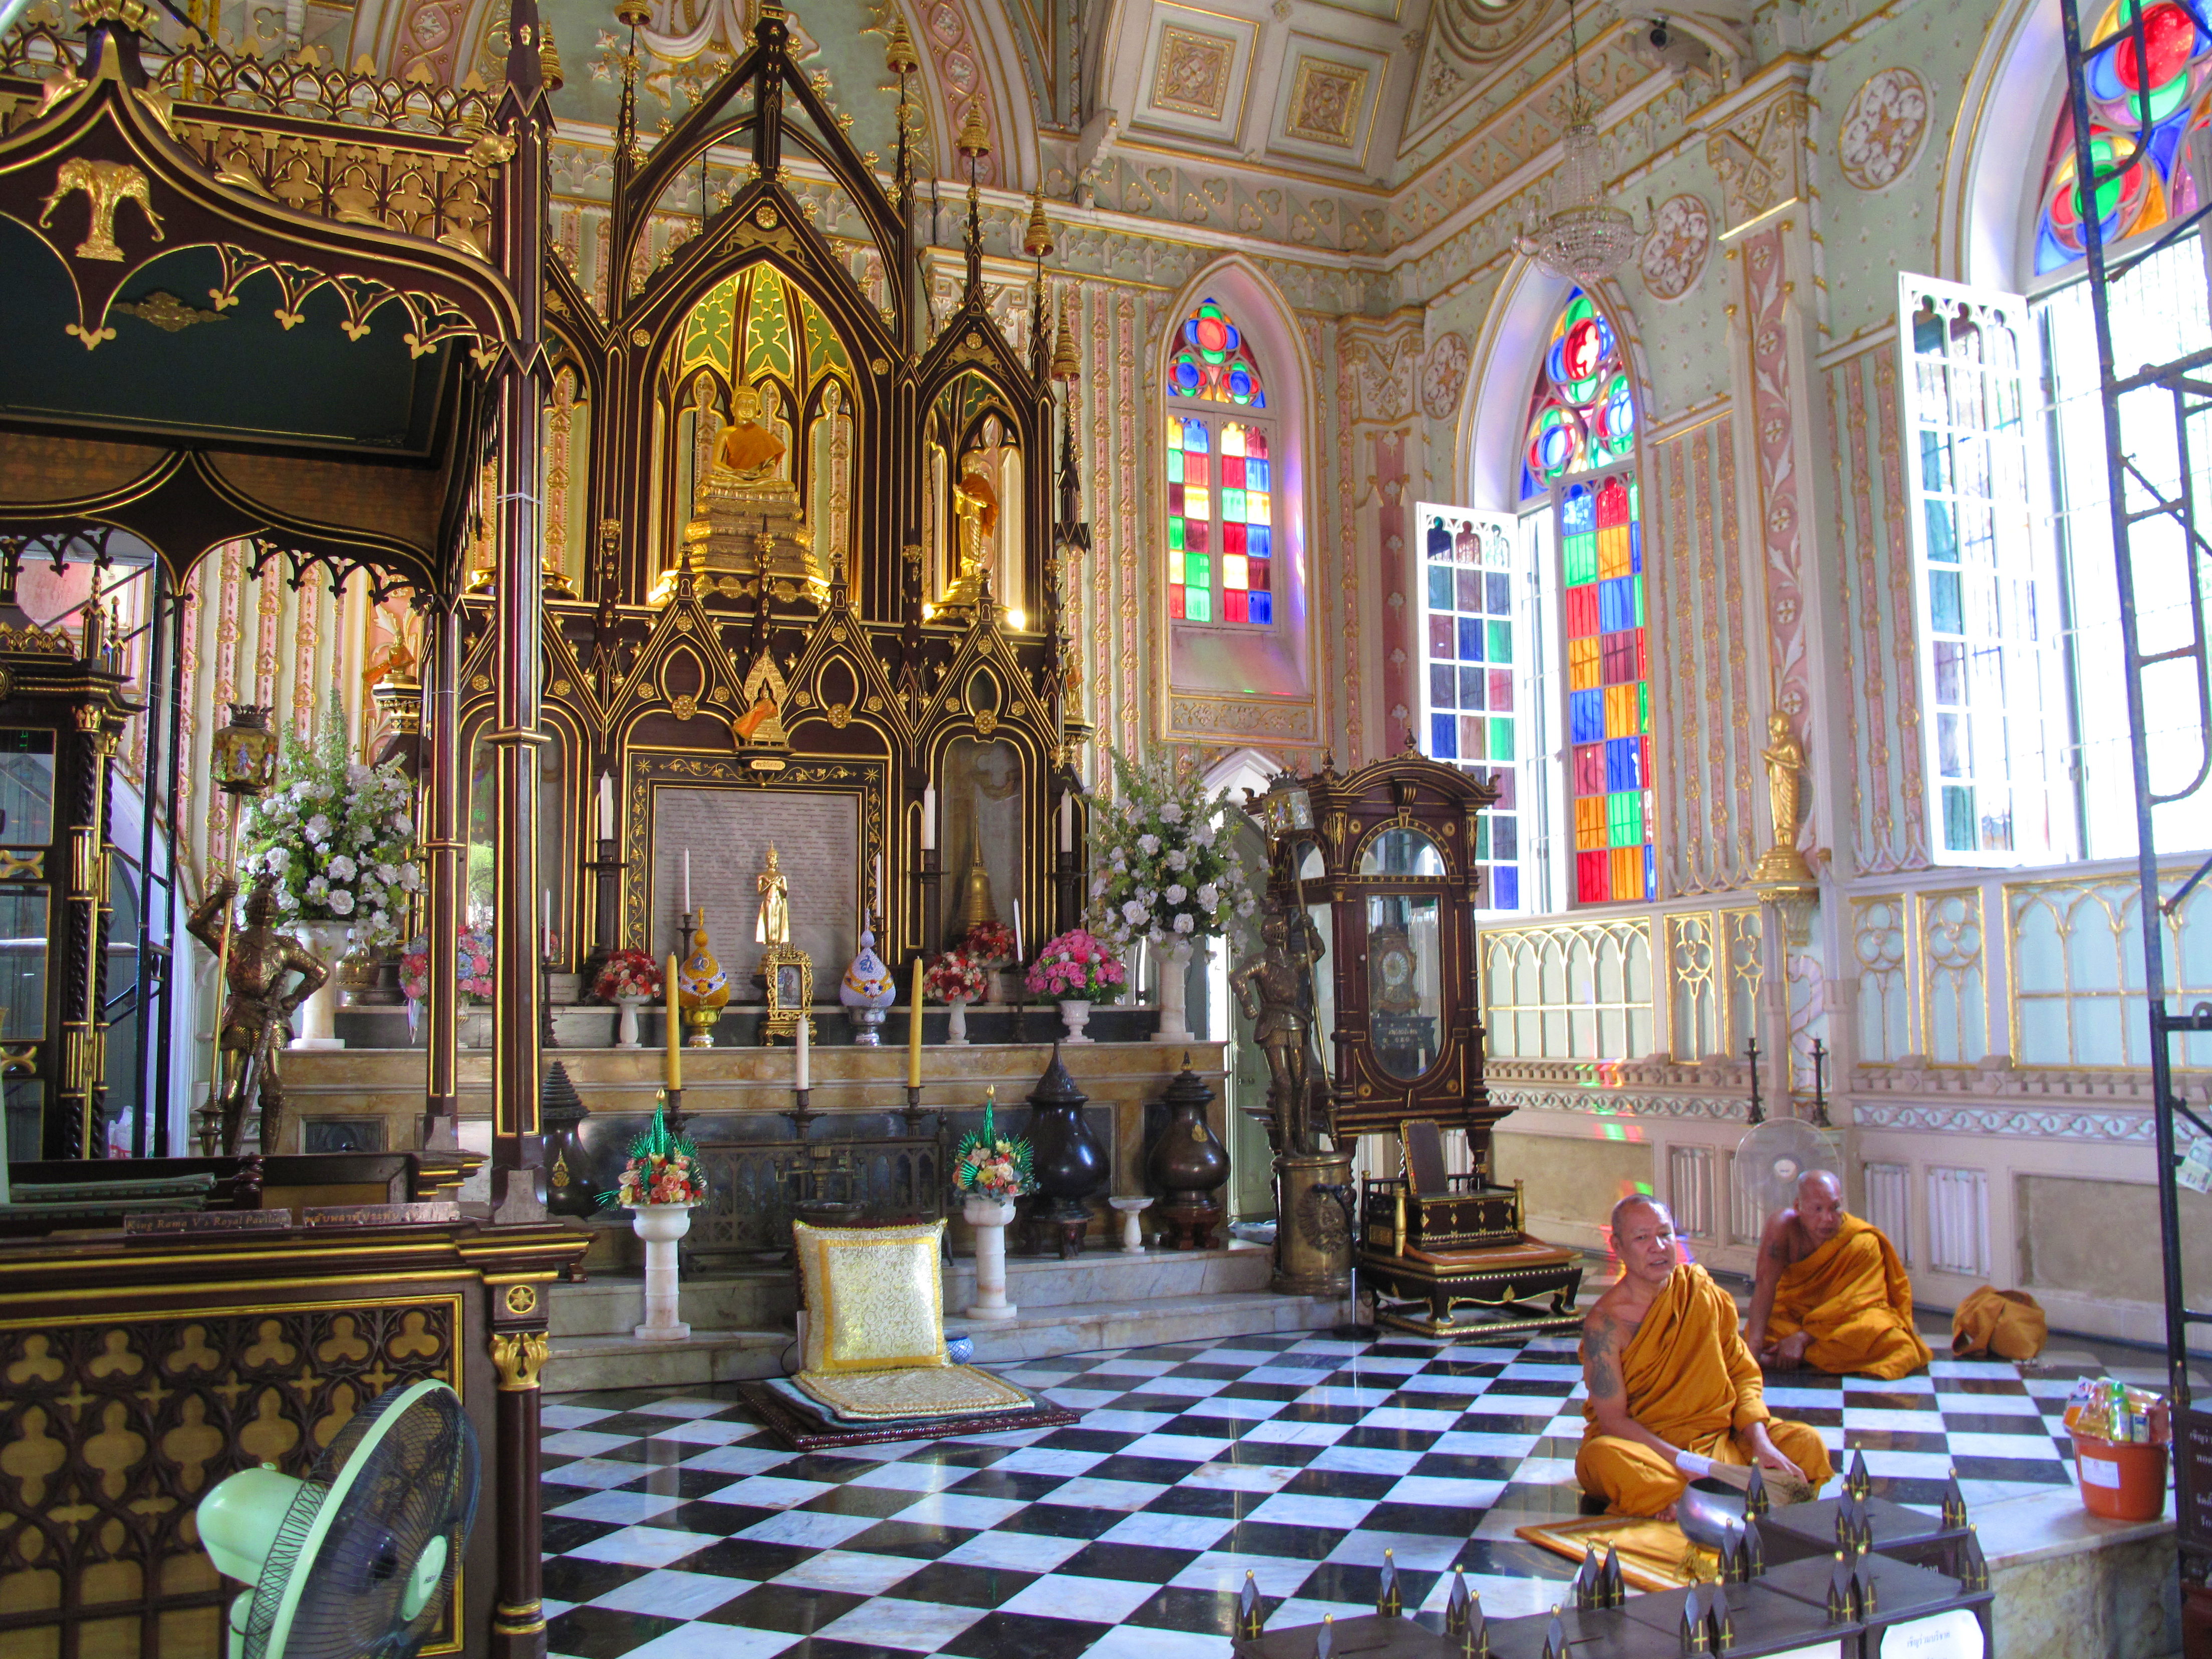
[[1166, 298, 1275, 626], [1525, 290, 1652, 906], [2033, 1, 2212, 273]]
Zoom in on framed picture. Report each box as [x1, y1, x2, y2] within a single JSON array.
[[760, 944, 813, 1044]]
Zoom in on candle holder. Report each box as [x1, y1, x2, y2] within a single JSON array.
[[578, 836, 627, 995], [662, 1084, 686, 1141], [685, 1005, 720, 1048], [917, 849, 942, 955], [540, 946, 561, 1050]]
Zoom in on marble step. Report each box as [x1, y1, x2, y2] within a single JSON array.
[[543, 1285, 1347, 1395], [548, 1242, 1275, 1339]]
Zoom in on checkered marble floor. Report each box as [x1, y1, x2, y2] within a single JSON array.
[[537, 1316, 2104, 1659]]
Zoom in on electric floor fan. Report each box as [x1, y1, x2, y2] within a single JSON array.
[[197, 1378, 479, 1659]]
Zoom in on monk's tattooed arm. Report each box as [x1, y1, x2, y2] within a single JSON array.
[[1582, 1314, 1620, 1404]]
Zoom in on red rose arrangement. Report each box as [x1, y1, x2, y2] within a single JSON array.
[[593, 948, 665, 1002], [924, 950, 990, 1003], [958, 920, 1019, 966]]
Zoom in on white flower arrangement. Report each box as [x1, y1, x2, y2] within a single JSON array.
[[1085, 748, 1255, 956], [237, 694, 420, 949]]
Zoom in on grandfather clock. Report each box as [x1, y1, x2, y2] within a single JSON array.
[[1253, 744, 1582, 1336], [0, 601, 138, 1161]]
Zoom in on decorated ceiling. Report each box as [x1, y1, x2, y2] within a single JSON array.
[[110, 0, 1764, 280]]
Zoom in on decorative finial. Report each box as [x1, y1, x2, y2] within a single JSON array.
[[1024, 189, 1055, 258], [1376, 1547, 1401, 1618], [1050, 296, 1081, 383], [615, 0, 651, 26], [957, 101, 991, 159], [1237, 1570, 1264, 1638], [538, 18, 563, 89], [886, 16, 919, 73]]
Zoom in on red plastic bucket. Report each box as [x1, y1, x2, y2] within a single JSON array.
[[2072, 1431, 2168, 1522]]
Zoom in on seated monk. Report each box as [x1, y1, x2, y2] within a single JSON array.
[[1747, 1170, 1931, 1380], [713, 384, 787, 485], [1577, 1194, 1833, 1518]]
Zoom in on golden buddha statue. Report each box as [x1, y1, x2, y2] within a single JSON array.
[[713, 383, 788, 487], [938, 451, 1003, 618]]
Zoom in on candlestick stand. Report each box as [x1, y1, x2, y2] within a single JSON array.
[[578, 836, 626, 995], [1054, 846, 1081, 939], [662, 1084, 686, 1141], [540, 949, 561, 1049], [918, 850, 942, 955]]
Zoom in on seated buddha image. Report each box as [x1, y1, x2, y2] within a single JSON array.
[[712, 384, 788, 489]]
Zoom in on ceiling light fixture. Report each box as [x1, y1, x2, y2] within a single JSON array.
[[1517, 0, 1641, 283]]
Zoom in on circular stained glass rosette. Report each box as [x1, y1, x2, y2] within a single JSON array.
[[1520, 290, 1635, 498], [1169, 297, 1266, 406], [2036, 0, 2212, 271]]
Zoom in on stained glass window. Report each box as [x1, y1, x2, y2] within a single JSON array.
[[1417, 505, 1521, 911], [2034, 0, 2212, 273], [1520, 289, 1636, 501], [1166, 297, 1275, 627], [1561, 470, 1654, 905], [1170, 297, 1267, 406]]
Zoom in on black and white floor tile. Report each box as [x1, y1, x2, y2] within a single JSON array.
[[536, 1318, 2100, 1658]]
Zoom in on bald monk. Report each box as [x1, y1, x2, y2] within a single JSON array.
[[1578, 1195, 1834, 1518], [1746, 1170, 1931, 1380]]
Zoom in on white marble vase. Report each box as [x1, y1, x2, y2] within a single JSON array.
[[945, 995, 972, 1046], [289, 921, 352, 1049], [614, 993, 647, 1049], [1059, 999, 1093, 1043], [632, 1203, 697, 1340], [1153, 940, 1195, 1044], [963, 1195, 1018, 1319]]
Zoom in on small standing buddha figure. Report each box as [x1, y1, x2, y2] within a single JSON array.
[[939, 451, 1002, 614], [757, 844, 791, 946]]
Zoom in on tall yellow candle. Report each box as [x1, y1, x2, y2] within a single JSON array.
[[666, 951, 682, 1089], [907, 956, 924, 1088]]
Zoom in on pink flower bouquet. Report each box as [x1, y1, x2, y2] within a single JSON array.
[[1024, 929, 1128, 1001], [400, 926, 496, 1003]]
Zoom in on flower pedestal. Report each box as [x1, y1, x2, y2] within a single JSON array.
[[632, 1204, 698, 1340], [1153, 940, 1195, 1044], [289, 922, 353, 1049], [1109, 1196, 1153, 1254], [944, 995, 972, 1046], [613, 994, 648, 1049], [963, 1195, 1018, 1320], [1058, 999, 1093, 1043]]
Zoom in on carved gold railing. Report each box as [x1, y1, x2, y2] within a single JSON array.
[[0, 17, 504, 257]]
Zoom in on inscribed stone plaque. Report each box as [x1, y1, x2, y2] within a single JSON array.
[[653, 788, 859, 999]]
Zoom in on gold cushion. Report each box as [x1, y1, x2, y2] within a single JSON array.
[[794, 1219, 948, 1374], [794, 1364, 1028, 1421]]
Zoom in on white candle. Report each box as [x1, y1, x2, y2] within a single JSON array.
[[921, 787, 936, 851], [1059, 793, 1073, 853], [542, 889, 552, 955], [1013, 900, 1024, 962], [682, 849, 692, 914], [598, 771, 614, 839], [873, 853, 883, 923], [795, 1015, 810, 1090]]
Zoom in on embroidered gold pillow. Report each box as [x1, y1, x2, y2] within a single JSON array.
[[794, 1219, 948, 1374]]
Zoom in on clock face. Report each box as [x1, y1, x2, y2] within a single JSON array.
[[1380, 949, 1413, 987]]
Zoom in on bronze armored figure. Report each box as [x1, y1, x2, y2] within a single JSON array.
[[1232, 902, 1331, 1157], [186, 872, 329, 1155]]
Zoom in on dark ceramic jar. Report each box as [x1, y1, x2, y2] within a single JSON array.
[[1148, 1066, 1229, 1248], [1023, 1044, 1106, 1257]]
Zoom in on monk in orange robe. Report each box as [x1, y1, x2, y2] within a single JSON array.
[[1747, 1171, 1931, 1381], [1577, 1195, 1833, 1518]]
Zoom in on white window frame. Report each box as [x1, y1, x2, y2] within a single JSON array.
[[1896, 272, 2065, 867], [1414, 502, 1555, 916]]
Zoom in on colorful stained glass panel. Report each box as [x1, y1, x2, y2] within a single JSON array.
[[1169, 297, 1268, 407], [1417, 504, 1522, 911], [1561, 470, 1654, 905]]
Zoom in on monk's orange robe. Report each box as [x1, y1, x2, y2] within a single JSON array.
[[1766, 1214, 1931, 1380], [1577, 1263, 1833, 1517]]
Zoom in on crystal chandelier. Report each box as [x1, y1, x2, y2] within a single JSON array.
[[1518, 0, 1640, 283]]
